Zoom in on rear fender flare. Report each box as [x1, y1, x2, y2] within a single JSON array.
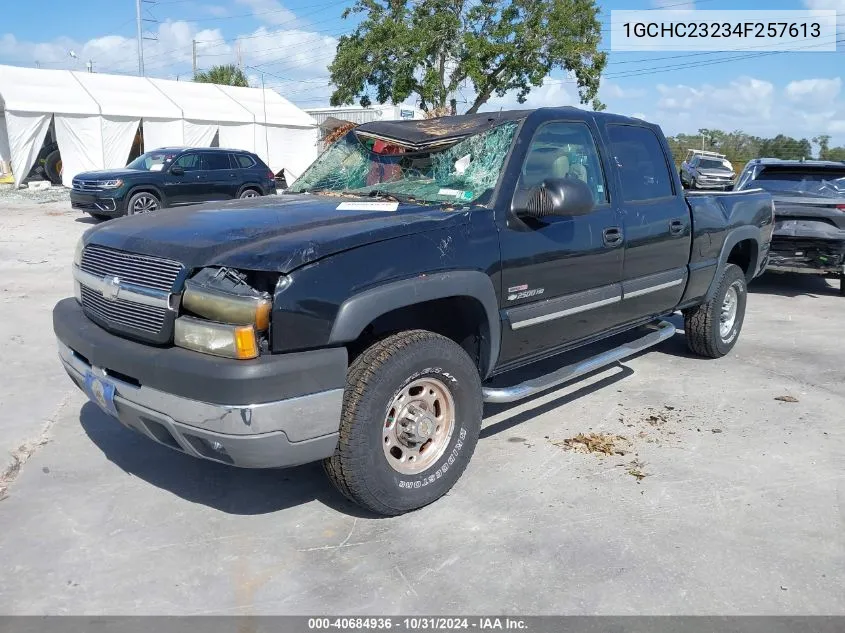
[[705, 226, 760, 301], [329, 271, 501, 379]]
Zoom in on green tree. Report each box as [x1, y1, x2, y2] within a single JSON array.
[[194, 64, 249, 87], [813, 134, 831, 160], [328, 0, 606, 115], [825, 146, 845, 161], [758, 135, 812, 160]]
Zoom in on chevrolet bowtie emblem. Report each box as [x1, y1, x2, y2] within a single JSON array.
[[102, 275, 121, 302]]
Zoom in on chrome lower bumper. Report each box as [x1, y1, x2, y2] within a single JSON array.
[[58, 341, 342, 468]]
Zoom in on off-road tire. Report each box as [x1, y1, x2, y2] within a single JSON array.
[[324, 330, 483, 516], [684, 263, 747, 358], [43, 149, 62, 185]]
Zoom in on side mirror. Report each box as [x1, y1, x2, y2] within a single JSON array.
[[170, 165, 185, 176], [513, 177, 595, 218]]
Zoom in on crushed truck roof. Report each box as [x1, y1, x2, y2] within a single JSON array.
[[355, 109, 534, 150]]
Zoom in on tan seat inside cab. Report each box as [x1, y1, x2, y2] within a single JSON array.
[[552, 154, 588, 183]]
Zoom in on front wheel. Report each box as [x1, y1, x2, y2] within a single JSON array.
[[684, 263, 747, 358], [126, 191, 160, 215], [324, 330, 483, 516]]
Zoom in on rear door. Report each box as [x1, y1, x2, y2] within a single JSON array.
[[497, 118, 625, 367], [603, 124, 691, 323], [201, 152, 238, 200]]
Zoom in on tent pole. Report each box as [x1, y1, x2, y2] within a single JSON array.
[[261, 72, 269, 168]]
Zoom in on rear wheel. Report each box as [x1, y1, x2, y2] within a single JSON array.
[[684, 263, 747, 358], [324, 330, 483, 516], [126, 192, 160, 215], [239, 188, 260, 199]]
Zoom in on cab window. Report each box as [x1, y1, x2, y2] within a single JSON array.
[[173, 153, 202, 172], [517, 121, 608, 204], [607, 125, 674, 201], [203, 152, 233, 170]]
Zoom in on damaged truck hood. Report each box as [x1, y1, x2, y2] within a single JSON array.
[[83, 194, 469, 273]]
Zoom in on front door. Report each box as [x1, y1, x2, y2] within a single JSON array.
[[498, 119, 625, 367], [603, 124, 692, 323], [163, 152, 205, 205]]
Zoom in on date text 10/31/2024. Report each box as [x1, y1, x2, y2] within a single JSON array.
[[308, 618, 529, 630]]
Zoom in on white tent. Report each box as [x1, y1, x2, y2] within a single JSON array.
[[217, 84, 319, 181], [0, 64, 319, 187]]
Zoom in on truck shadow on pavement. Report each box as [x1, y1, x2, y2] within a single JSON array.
[[749, 271, 840, 298], [77, 315, 699, 518], [78, 402, 379, 518], [480, 365, 635, 439]]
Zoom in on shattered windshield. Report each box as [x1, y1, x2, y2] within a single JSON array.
[[289, 121, 519, 204], [754, 169, 845, 197]]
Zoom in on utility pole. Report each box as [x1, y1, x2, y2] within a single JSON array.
[[136, 0, 145, 75], [192, 39, 197, 79]]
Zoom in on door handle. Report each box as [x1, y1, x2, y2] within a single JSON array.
[[602, 226, 623, 247], [669, 219, 685, 235]]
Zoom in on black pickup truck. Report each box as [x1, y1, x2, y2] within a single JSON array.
[[53, 108, 774, 515]]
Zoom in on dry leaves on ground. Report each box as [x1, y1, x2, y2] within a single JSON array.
[[551, 433, 630, 456], [774, 395, 799, 403]]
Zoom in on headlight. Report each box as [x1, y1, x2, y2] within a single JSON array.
[[99, 179, 123, 189], [182, 270, 272, 330], [174, 317, 258, 359]]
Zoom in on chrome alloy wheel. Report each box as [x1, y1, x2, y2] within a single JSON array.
[[130, 194, 159, 214], [383, 377, 455, 475], [720, 281, 742, 339]]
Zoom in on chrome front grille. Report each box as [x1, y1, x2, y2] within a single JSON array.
[[73, 180, 103, 192], [81, 245, 182, 291], [78, 245, 184, 341], [80, 286, 167, 333]]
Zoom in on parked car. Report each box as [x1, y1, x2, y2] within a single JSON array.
[[53, 108, 773, 515], [735, 158, 845, 294], [70, 147, 277, 220], [680, 149, 735, 190]]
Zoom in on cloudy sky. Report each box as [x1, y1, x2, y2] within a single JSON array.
[[2, 0, 845, 144]]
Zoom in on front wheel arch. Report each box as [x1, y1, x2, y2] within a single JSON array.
[[125, 185, 166, 209], [329, 271, 501, 379]]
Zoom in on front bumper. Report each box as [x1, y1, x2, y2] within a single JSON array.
[[694, 179, 733, 190], [54, 298, 346, 468], [70, 190, 125, 217]]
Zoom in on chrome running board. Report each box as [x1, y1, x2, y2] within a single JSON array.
[[482, 320, 676, 404]]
